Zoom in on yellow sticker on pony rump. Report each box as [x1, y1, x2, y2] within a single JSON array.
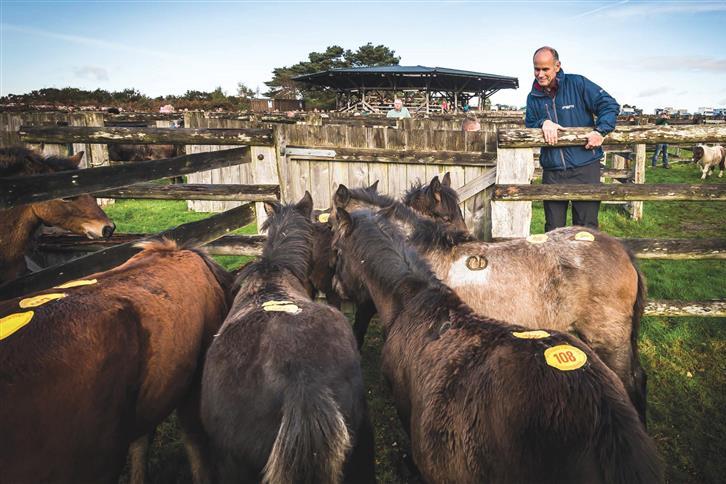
[[512, 330, 551, 339], [318, 213, 331, 223], [526, 234, 548, 244], [19, 293, 67, 309], [54, 279, 98, 289], [262, 300, 301, 314], [574, 231, 595, 242], [544, 345, 588, 371], [0, 311, 34, 340]]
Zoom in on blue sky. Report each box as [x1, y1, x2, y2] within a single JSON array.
[[1, 0, 725, 113]]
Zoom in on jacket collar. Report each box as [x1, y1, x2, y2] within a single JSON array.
[[530, 68, 565, 97]]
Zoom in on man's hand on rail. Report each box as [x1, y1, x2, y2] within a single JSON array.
[[541, 120, 564, 145], [584, 131, 604, 150]]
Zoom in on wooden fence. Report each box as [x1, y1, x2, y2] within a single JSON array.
[[1, 113, 724, 318]]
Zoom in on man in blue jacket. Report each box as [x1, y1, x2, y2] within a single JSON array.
[[525, 46, 619, 231]]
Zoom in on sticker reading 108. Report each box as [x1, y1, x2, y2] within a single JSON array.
[[544, 344, 588, 371]]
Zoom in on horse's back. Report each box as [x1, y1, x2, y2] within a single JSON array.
[[0, 248, 227, 482], [202, 298, 364, 480]]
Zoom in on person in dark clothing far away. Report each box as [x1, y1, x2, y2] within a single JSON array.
[[652, 111, 671, 169], [525, 46, 620, 232]]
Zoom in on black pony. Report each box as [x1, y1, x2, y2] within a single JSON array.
[[331, 208, 662, 483], [201, 192, 374, 484]]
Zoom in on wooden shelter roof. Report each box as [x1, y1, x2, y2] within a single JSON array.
[[293, 65, 519, 93]]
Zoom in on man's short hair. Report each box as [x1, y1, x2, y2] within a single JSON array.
[[534, 46, 559, 61]]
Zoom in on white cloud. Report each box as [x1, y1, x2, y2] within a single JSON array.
[[638, 86, 673, 97], [613, 55, 726, 73], [73, 66, 109, 82], [601, 2, 726, 18]]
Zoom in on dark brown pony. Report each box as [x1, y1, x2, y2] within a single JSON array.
[[0, 147, 115, 285], [0, 240, 233, 483], [201, 193, 374, 484], [334, 183, 649, 423], [402, 172, 467, 231], [331, 208, 662, 483]]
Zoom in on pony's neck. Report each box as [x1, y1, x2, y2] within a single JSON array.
[[0, 206, 41, 283]]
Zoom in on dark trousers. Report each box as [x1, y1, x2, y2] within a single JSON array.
[[542, 161, 601, 232]]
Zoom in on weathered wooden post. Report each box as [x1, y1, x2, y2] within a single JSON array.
[[491, 147, 535, 238], [250, 125, 282, 232], [70, 112, 112, 206], [631, 143, 646, 220]]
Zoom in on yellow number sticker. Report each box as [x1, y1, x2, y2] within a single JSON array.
[[318, 213, 331, 223], [574, 231, 595, 242], [526, 234, 548, 244], [262, 300, 302, 314], [1, 311, 34, 340], [19, 293, 67, 308], [54, 279, 98, 289], [512, 330, 551, 339], [544, 344, 588, 371]]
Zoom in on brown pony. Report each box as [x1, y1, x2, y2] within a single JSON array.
[[0, 147, 115, 285], [401, 173, 467, 231], [334, 183, 648, 423], [0, 240, 233, 483], [201, 193, 374, 484], [331, 208, 662, 483]]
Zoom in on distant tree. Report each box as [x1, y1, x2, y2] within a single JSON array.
[[236, 82, 255, 99], [264, 43, 401, 109]]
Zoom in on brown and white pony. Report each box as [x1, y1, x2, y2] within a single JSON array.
[[692, 144, 725, 179], [0, 147, 115, 285], [201, 193, 374, 484], [0, 240, 233, 483], [331, 208, 662, 483], [333, 183, 649, 423]]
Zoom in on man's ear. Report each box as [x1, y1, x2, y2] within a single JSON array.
[[333, 184, 351, 208], [296, 191, 313, 219], [68, 151, 84, 167], [441, 172, 451, 187], [264, 201, 280, 218]]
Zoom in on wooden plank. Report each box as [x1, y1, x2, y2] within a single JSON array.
[[491, 147, 535, 238], [534, 168, 630, 179], [621, 238, 726, 260], [498, 125, 726, 148], [644, 299, 726, 317], [97, 183, 280, 201], [0, 147, 250, 208], [286, 146, 496, 166], [310, 161, 332, 210], [19, 126, 274, 146], [35, 233, 266, 256], [493, 183, 726, 201], [631, 143, 646, 220], [250, 144, 280, 231], [457, 169, 497, 202], [0, 202, 255, 299]]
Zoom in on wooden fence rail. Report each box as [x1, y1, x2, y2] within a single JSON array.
[[498, 124, 726, 148], [18, 126, 274, 146], [97, 183, 280, 202], [494, 183, 726, 201], [0, 147, 250, 208]]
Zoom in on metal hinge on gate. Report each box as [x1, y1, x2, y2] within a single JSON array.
[[284, 147, 337, 158]]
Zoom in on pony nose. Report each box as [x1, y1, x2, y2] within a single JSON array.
[[102, 223, 116, 238]]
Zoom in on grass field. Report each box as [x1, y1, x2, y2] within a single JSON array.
[[111, 154, 725, 483]]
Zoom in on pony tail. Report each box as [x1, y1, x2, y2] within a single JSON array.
[[262, 383, 351, 484], [596, 396, 663, 483], [628, 252, 649, 423]]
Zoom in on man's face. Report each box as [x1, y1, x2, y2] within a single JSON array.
[[394, 99, 403, 110], [533, 51, 561, 88]]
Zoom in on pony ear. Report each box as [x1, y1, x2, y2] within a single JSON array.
[[335, 208, 354, 236], [429, 175, 442, 202], [442, 172, 451, 187], [333, 184, 351, 208], [367, 180, 379, 192], [264, 201, 280, 218], [68, 151, 84, 167], [296, 191, 313, 218]]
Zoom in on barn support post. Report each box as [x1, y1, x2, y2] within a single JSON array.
[[250, 125, 282, 233], [491, 147, 535, 238], [631, 143, 646, 220]]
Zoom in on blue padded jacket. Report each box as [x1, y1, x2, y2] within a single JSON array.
[[525, 69, 619, 171]]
